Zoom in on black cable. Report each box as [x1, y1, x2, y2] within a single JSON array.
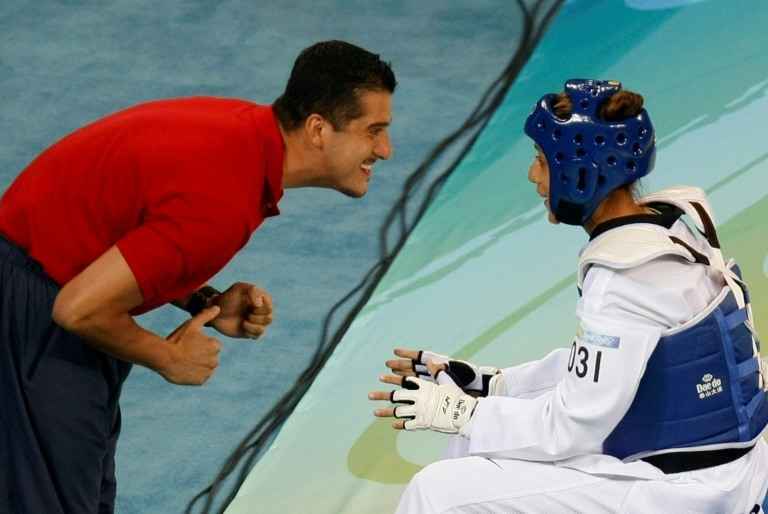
[[185, 1, 565, 512]]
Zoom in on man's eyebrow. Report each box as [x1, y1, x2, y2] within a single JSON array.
[[367, 121, 391, 129]]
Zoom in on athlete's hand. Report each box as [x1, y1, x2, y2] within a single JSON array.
[[160, 306, 222, 385], [385, 347, 502, 397], [369, 364, 477, 433], [210, 282, 273, 340], [385, 348, 448, 378]]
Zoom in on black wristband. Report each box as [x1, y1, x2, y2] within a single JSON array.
[[186, 286, 221, 316]]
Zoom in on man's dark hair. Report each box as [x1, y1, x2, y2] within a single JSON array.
[[273, 40, 397, 131]]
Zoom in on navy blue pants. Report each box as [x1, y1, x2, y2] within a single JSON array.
[[0, 236, 132, 514]]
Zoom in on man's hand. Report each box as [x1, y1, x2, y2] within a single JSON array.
[[210, 282, 273, 339], [385, 347, 502, 397], [160, 306, 222, 385], [369, 366, 477, 433]]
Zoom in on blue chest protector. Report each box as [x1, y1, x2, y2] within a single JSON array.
[[578, 187, 768, 461]]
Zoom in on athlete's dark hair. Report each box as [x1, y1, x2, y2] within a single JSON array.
[[553, 88, 646, 198], [552, 89, 644, 121], [273, 40, 397, 131]]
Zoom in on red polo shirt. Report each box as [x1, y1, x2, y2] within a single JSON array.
[[0, 97, 284, 313]]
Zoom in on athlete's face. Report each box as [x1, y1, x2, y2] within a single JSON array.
[[528, 146, 559, 224], [321, 90, 393, 198]]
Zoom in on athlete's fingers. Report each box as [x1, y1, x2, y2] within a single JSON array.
[[426, 360, 447, 378], [392, 420, 405, 430], [379, 374, 404, 386], [386, 358, 416, 373], [368, 391, 392, 401], [393, 348, 420, 360], [373, 407, 396, 418]]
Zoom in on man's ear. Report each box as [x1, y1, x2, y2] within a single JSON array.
[[304, 114, 326, 149]]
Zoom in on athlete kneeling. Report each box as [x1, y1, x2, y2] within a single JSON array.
[[369, 79, 768, 514]]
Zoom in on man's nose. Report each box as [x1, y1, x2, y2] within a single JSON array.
[[374, 132, 392, 160]]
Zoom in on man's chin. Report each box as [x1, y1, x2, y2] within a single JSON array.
[[344, 190, 366, 199], [338, 184, 368, 198]]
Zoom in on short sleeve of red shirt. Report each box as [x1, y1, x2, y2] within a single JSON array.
[[116, 193, 251, 313]]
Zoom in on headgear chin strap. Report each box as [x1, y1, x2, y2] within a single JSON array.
[[524, 79, 656, 226]]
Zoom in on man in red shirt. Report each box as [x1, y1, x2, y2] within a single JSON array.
[[0, 40, 395, 514]]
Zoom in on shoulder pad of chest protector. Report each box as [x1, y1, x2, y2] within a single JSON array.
[[578, 186, 716, 290]]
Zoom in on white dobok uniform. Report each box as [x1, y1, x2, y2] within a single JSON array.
[[396, 187, 768, 514]]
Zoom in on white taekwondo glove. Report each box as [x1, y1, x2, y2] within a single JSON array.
[[411, 350, 504, 396], [390, 371, 478, 433]]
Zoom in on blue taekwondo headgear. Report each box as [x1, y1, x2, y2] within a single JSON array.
[[524, 79, 656, 225]]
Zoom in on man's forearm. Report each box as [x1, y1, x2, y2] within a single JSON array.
[[56, 310, 171, 372], [49, 245, 174, 372]]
